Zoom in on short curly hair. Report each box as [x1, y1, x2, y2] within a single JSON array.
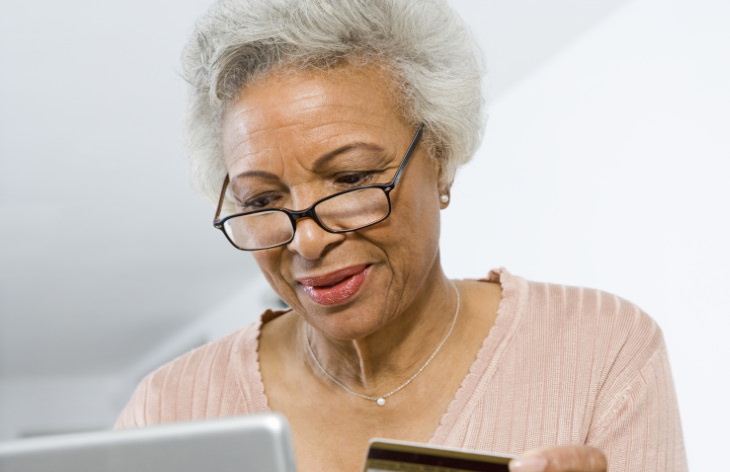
[[182, 0, 486, 202]]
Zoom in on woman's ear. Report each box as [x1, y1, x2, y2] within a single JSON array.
[[439, 192, 451, 208], [436, 167, 452, 209], [429, 147, 452, 208], [438, 179, 452, 208]]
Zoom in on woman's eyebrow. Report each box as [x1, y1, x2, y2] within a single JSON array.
[[311, 142, 386, 172], [231, 170, 280, 184], [230, 142, 387, 183]]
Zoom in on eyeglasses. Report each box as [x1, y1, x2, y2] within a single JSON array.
[[213, 124, 424, 251]]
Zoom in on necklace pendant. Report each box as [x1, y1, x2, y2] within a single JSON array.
[[376, 397, 386, 406]]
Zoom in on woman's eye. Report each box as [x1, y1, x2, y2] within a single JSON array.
[[239, 193, 281, 210], [334, 171, 376, 187]]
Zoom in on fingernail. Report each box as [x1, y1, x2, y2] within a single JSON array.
[[509, 455, 548, 472]]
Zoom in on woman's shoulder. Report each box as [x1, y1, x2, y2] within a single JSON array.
[[489, 267, 660, 336], [485, 268, 668, 395], [149, 307, 290, 377], [116, 308, 289, 427], [485, 267, 665, 376], [153, 317, 258, 374]]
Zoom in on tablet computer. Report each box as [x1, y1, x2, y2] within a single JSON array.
[[363, 438, 513, 472], [0, 413, 296, 472]]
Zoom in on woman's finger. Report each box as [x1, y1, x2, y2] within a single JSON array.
[[509, 445, 607, 472]]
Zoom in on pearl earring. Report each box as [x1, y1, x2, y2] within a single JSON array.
[[440, 194, 450, 204]]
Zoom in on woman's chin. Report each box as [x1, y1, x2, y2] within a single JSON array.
[[302, 305, 386, 342]]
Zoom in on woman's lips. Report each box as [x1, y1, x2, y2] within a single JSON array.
[[297, 265, 370, 306]]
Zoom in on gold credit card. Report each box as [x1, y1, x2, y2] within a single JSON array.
[[363, 439, 514, 472]]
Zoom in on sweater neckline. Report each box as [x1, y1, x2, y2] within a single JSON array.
[[244, 268, 526, 436], [430, 268, 526, 443]]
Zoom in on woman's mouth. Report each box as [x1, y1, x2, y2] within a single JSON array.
[[297, 265, 370, 306]]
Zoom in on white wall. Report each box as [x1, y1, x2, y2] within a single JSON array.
[[443, 0, 730, 469], [0, 376, 123, 439]]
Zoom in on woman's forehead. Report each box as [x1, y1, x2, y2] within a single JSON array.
[[221, 65, 411, 178]]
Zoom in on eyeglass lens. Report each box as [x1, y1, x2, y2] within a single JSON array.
[[223, 186, 390, 250]]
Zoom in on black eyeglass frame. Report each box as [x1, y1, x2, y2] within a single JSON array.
[[213, 124, 425, 251]]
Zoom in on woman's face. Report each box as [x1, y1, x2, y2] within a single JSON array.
[[221, 64, 446, 341]]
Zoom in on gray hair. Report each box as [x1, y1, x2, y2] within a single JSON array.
[[182, 0, 486, 202]]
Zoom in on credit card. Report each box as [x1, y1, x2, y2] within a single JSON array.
[[363, 439, 514, 472]]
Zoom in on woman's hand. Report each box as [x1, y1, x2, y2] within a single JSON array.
[[509, 446, 607, 472]]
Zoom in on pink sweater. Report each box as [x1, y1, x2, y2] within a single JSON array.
[[116, 269, 687, 471]]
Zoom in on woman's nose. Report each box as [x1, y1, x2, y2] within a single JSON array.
[[286, 217, 346, 260]]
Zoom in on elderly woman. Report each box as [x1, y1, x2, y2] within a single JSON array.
[[116, 1, 686, 471]]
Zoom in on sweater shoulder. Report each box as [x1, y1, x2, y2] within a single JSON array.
[[523, 277, 661, 345], [521, 278, 666, 402], [116, 320, 264, 427]]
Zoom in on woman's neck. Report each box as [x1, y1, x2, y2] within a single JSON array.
[[302, 271, 459, 399]]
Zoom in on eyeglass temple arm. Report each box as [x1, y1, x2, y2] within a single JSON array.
[[390, 123, 424, 188], [213, 174, 230, 225]]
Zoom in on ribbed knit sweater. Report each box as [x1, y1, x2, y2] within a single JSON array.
[[116, 268, 687, 471]]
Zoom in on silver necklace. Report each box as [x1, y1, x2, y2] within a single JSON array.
[[305, 282, 460, 406]]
